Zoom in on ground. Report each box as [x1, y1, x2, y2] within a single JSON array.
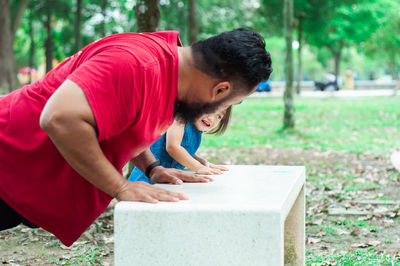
[[1, 147, 399, 265]]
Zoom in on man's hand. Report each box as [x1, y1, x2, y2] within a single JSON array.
[[115, 181, 188, 203], [149, 166, 214, 184]]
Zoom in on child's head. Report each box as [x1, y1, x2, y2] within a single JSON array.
[[194, 106, 232, 135]]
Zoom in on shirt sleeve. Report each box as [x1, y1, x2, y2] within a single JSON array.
[[67, 48, 140, 141]]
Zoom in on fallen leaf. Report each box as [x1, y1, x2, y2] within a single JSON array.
[[337, 228, 350, 235], [351, 243, 369, 248], [368, 240, 381, 246], [307, 237, 322, 244]]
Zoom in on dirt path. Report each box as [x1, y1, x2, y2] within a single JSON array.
[[1, 147, 399, 264]]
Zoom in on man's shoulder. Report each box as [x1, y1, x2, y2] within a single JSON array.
[[106, 31, 180, 47]]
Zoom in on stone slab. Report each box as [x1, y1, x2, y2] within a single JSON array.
[[115, 165, 305, 266]]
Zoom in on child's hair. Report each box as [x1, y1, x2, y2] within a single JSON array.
[[207, 106, 232, 135]]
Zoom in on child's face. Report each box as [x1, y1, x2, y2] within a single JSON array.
[[194, 110, 224, 132]]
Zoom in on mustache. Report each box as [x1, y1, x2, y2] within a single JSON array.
[[173, 99, 223, 124]]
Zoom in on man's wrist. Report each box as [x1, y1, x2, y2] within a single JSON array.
[[145, 160, 161, 177]]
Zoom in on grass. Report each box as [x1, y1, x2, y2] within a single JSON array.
[[306, 249, 400, 265], [331, 218, 381, 233], [48, 244, 111, 265], [202, 96, 400, 154]]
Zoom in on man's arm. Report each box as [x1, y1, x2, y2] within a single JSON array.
[[40, 79, 186, 203]]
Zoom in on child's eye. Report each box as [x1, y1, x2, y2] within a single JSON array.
[[217, 115, 222, 119]]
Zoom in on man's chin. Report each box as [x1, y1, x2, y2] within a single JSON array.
[[173, 99, 220, 124]]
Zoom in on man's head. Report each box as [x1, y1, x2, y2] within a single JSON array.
[[174, 28, 272, 123]]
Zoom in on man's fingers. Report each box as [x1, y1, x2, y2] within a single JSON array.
[[174, 178, 183, 185], [117, 181, 188, 202], [210, 168, 223, 175], [181, 173, 213, 182], [202, 176, 214, 182], [155, 189, 188, 201], [155, 192, 180, 202], [142, 194, 159, 204]]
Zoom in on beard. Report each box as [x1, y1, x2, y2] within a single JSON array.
[[173, 98, 223, 124]]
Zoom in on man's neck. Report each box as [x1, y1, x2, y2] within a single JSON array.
[[177, 47, 195, 101]]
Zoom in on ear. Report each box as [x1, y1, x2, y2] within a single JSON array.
[[211, 81, 232, 101]]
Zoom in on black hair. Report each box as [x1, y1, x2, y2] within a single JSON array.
[[207, 106, 232, 135], [191, 28, 273, 93]]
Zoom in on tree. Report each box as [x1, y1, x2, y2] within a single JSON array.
[[283, 0, 295, 129], [0, 0, 29, 92], [365, 0, 400, 95], [44, 1, 53, 73], [101, 0, 107, 37], [260, 0, 314, 94], [188, 0, 198, 44], [28, 8, 35, 83], [135, 0, 160, 32], [74, 0, 83, 52], [306, 0, 384, 83]]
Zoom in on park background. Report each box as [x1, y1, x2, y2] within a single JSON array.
[[0, 0, 400, 265]]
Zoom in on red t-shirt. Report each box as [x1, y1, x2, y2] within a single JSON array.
[[0, 31, 181, 246]]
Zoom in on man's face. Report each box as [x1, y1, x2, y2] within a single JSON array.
[[174, 85, 256, 123]]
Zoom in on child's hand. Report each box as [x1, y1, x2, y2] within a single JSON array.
[[208, 163, 229, 171], [197, 157, 209, 167], [196, 165, 223, 175], [198, 158, 229, 172]]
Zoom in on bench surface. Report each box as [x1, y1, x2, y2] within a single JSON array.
[[115, 165, 305, 266]]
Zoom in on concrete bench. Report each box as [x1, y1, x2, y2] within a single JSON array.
[[114, 165, 305, 266]]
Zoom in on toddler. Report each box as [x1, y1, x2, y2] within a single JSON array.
[[129, 107, 232, 184]]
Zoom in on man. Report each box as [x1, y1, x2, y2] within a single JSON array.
[[0, 28, 272, 246]]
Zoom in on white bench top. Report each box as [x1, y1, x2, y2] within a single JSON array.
[[117, 165, 305, 219], [115, 165, 306, 266]]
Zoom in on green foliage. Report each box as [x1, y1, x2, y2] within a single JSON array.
[[48, 244, 111, 265], [9, 0, 400, 81], [331, 218, 381, 233], [364, 0, 400, 78], [202, 97, 400, 154], [306, 249, 400, 265], [321, 226, 338, 235]]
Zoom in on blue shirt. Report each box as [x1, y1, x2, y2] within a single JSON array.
[[128, 123, 202, 184]]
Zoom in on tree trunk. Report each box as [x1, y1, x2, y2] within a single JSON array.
[[28, 9, 35, 83], [283, 0, 295, 129], [393, 80, 400, 96], [296, 18, 302, 95], [45, 4, 53, 73], [0, 0, 18, 92], [389, 50, 399, 96], [134, 0, 160, 32], [188, 0, 198, 44], [329, 41, 344, 89], [74, 0, 82, 52], [101, 0, 107, 37], [11, 0, 29, 41], [334, 51, 341, 88], [388, 49, 397, 80]]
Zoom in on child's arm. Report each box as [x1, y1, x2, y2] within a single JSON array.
[[166, 120, 222, 175], [193, 154, 229, 171]]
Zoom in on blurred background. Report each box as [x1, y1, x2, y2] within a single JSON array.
[[0, 0, 399, 94]]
